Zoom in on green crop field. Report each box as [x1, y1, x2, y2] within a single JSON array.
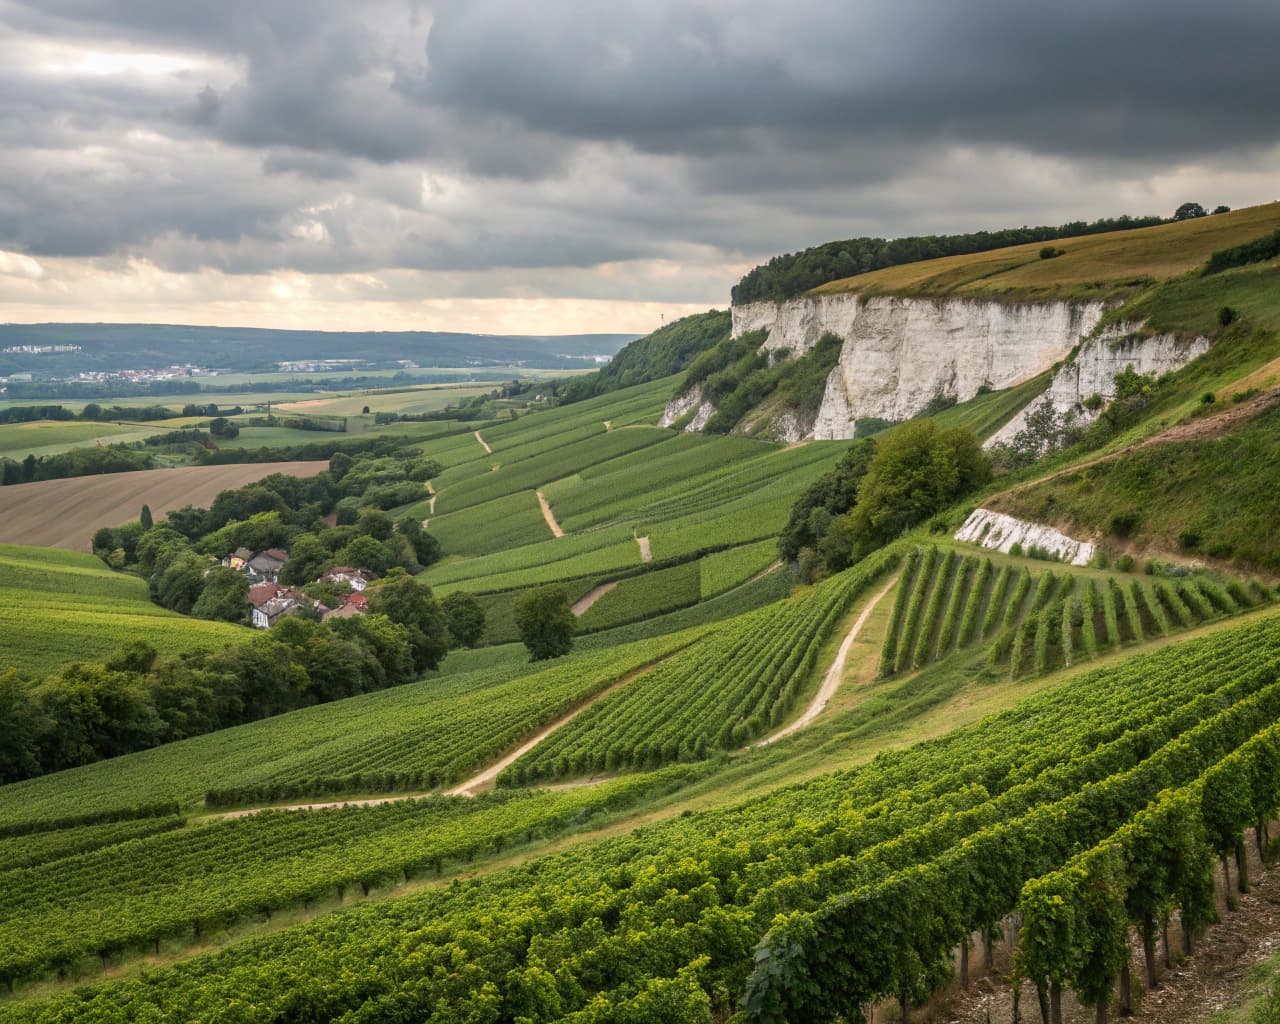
[[0, 420, 169, 459], [8, 602, 1278, 1019], [575, 560, 702, 632], [0, 544, 249, 677], [0, 631, 702, 830], [423, 490, 553, 555], [507, 548, 898, 782]]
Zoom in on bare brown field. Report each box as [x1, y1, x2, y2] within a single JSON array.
[[0, 461, 329, 551]]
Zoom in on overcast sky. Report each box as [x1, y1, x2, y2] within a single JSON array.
[[2, 1, 1278, 335]]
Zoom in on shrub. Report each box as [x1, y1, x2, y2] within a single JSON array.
[[1219, 306, 1238, 327], [1109, 510, 1140, 538], [1039, 246, 1064, 260], [1114, 554, 1135, 573]]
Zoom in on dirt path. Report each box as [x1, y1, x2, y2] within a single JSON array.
[[536, 489, 565, 537], [636, 536, 652, 562], [603, 420, 612, 432], [748, 559, 784, 585], [993, 387, 1280, 506], [474, 430, 492, 455], [446, 672, 643, 797], [757, 573, 899, 746], [572, 581, 619, 616]]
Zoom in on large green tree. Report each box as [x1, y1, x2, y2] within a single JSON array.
[[514, 586, 575, 661], [442, 591, 486, 648], [848, 421, 989, 556], [366, 576, 449, 672]]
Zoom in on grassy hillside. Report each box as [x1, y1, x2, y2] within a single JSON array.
[[814, 202, 1280, 303], [991, 399, 1280, 572], [558, 310, 730, 404], [5, 306, 1280, 1024], [0, 543, 249, 677]]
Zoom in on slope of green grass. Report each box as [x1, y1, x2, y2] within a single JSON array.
[[993, 401, 1280, 572], [0, 544, 249, 677]]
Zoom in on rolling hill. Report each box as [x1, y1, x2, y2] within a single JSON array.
[[0, 543, 249, 677], [3, 207, 1280, 1024]]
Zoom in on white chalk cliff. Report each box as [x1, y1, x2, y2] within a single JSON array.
[[727, 295, 1106, 440], [657, 384, 715, 431], [954, 508, 1096, 566], [662, 292, 1213, 442], [986, 325, 1212, 446]]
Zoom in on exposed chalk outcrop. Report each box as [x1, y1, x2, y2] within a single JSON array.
[[726, 295, 1106, 440], [987, 326, 1213, 447], [955, 508, 1096, 566], [658, 384, 716, 432]]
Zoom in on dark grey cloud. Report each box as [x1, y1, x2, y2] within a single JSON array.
[[0, 0, 1278, 294], [422, 1, 1280, 162]]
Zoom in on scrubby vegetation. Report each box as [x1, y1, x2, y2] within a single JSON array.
[[558, 310, 730, 404], [673, 330, 844, 434], [995, 401, 1280, 570]]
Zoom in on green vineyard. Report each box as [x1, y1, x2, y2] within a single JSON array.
[[7, 609, 1278, 1021], [502, 547, 899, 783], [879, 544, 1272, 678]]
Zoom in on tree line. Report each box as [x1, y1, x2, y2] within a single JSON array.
[[0, 576, 448, 785]]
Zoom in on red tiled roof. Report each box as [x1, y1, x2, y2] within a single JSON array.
[[247, 582, 281, 608]]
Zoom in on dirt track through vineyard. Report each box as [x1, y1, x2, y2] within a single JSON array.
[[536, 489, 565, 537], [757, 572, 899, 746], [0, 462, 329, 551]]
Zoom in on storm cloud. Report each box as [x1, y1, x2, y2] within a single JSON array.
[[1, 0, 1278, 329]]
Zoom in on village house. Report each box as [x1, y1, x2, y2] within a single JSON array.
[[221, 546, 253, 570], [320, 591, 368, 621], [248, 581, 328, 629], [319, 566, 375, 591], [244, 548, 289, 582]]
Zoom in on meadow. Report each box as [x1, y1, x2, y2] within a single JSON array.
[[814, 201, 1280, 303], [0, 543, 249, 677]]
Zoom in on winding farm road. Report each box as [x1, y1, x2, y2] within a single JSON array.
[[474, 430, 492, 455], [757, 572, 899, 746], [572, 581, 619, 616], [218, 574, 896, 818], [536, 489, 565, 537]]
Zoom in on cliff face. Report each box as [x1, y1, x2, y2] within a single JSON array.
[[733, 295, 1105, 440], [665, 292, 1212, 443], [986, 325, 1212, 446]]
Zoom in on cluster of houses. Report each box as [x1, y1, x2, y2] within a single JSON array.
[[221, 547, 377, 629]]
